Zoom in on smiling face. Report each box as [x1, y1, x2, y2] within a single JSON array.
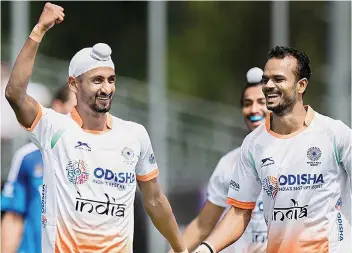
[[70, 67, 116, 113], [241, 85, 269, 131], [262, 56, 307, 116]]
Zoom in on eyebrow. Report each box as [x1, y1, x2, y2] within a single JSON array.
[[262, 74, 286, 79]]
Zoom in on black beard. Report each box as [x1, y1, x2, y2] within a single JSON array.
[[267, 95, 296, 116], [91, 103, 111, 113]]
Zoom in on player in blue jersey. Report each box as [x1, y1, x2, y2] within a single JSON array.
[[1, 85, 76, 253]]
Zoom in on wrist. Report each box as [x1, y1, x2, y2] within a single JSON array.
[[29, 24, 46, 43], [199, 241, 216, 253]]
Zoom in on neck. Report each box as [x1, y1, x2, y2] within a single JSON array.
[[271, 102, 307, 135], [75, 103, 108, 131]]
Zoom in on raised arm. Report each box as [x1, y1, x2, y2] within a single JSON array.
[[138, 178, 188, 253], [5, 2, 64, 128]]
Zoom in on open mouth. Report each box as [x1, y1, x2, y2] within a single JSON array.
[[96, 94, 112, 101], [266, 92, 281, 102]]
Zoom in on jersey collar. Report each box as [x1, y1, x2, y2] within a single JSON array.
[[70, 107, 113, 130], [265, 105, 315, 138]]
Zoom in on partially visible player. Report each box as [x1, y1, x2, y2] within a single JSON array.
[[169, 68, 268, 253], [194, 46, 352, 253], [5, 3, 187, 253], [1, 85, 77, 253]]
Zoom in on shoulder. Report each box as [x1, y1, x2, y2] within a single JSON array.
[[313, 112, 351, 138], [218, 147, 241, 167], [111, 116, 149, 136], [7, 143, 40, 181], [242, 123, 266, 151], [12, 142, 39, 164]]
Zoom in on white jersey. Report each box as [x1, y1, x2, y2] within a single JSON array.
[[227, 106, 352, 253], [26, 104, 159, 253], [207, 148, 267, 253]]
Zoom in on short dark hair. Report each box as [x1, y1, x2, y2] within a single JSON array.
[[240, 82, 262, 108], [268, 46, 311, 81], [53, 85, 71, 104]]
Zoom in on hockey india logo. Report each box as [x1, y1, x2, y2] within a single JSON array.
[[66, 160, 90, 184], [307, 147, 321, 161]]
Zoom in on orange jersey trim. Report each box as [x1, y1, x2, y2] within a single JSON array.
[[136, 169, 159, 182], [70, 107, 113, 134], [226, 197, 256, 210], [26, 102, 43, 132], [265, 105, 314, 139]]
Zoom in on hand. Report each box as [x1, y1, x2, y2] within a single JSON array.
[[37, 2, 65, 31]]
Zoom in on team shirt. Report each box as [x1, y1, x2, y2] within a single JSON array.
[[1, 142, 43, 253], [207, 148, 267, 253], [25, 104, 159, 253], [227, 106, 352, 253]]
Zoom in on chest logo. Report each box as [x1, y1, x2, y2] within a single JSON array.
[[75, 141, 92, 152], [261, 157, 275, 167]]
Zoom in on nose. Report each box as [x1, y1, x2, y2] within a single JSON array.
[[263, 79, 276, 89], [100, 81, 113, 94], [251, 102, 260, 114]]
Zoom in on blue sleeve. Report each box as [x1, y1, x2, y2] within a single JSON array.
[[1, 158, 28, 216]]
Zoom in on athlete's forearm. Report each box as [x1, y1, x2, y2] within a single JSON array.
[[181, 217, 212, 252], [5, 37, 40, 108], [202, 206, 252, 252], [144, 191, 186, 252], [1, 212, 24, 253]]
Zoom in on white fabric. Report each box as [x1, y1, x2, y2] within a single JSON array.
[[227, 109, 352, 253], [69, 43, 115, 77], [27, 105, 159, 253]]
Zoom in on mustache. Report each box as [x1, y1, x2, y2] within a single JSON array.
[[96, 93, 113, 98], [263, 87, 281, 95]]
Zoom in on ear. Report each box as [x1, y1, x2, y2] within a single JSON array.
[[68, 76, 78, 93], [296, 78, 308, 95]]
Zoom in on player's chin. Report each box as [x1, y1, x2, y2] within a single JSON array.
[[249, 120, 264, 130], [266, 103, 279, 112], [93, 104, 111, 113]]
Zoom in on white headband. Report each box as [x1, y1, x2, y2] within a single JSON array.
[[69, 43, 115, 77], [246, 67, 263, 84]]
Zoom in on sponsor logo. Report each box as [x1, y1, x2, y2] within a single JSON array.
[[42, 215, 47, 228], [336, 213, 344, 241], [306, 147, 321, 166], [229, 180, 240, 191], [272, 199, 308, 222], [41, 184, 47, 214], [251, 231, 268, 244], [335, 198, 342, 210], [261, 157, 275, 167], [75, 191, 126, 217], [262, 176, 278, 199], [75, 141, 91, 152], [149, 153, 156, 164], [278, 174, 324, 191], [66, 160, 90, 184], [93, 167, 135, 190]]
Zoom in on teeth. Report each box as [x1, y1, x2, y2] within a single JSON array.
[[267, 94, 278, 98]]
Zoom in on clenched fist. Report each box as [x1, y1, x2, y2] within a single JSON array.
[[37, 2, 65, 32]]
